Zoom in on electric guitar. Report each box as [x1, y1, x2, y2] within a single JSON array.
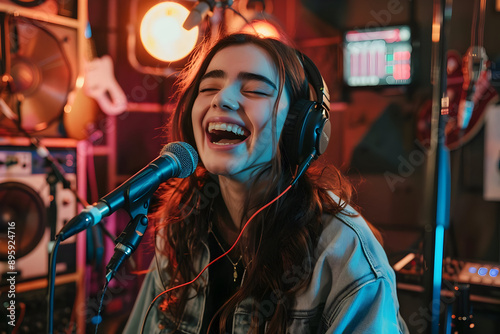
[[416, 50, 498, 150]]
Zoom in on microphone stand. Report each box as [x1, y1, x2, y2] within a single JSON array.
[[422, 0, 453, 333], [105, 211, 149, 283], [105, 192, 151, 283], [46, 157, 74, 245]]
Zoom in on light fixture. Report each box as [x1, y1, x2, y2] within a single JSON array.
[[127, 0, 201, 76], [140, 2, 199, 62]]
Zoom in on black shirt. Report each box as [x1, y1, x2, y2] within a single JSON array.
[[200, 226, 245, 334]]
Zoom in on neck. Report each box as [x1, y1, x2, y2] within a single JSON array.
[[214, 173, 273, 245], [217, 176, 248, 231]]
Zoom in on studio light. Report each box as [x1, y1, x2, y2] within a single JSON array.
[[127, 0, 201, 76], [140, 2, 199, 62]]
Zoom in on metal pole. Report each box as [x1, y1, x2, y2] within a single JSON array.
[[422, 0, 453, 333]]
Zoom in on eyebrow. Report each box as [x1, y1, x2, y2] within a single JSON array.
[[201, 70, 277, 90]]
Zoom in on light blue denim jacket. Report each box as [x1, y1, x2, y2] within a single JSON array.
[[123, 196, 409, 333]]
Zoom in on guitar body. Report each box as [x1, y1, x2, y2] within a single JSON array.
[[63, 40, 127, 140], [63, 85, 101, 141]]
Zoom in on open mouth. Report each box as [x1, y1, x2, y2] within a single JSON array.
[[207, 122, 250, 145]]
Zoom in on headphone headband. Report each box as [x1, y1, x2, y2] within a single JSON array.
[[297, 51, 330, 112], [282, 50, 331, 181]]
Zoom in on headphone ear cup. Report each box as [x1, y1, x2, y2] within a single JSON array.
[[282, 99, 329, 167], [318, 117, 331, 156]]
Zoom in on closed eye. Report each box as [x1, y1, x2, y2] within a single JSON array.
[[243, 91, 271, 96], [199, 88, 220, 93]]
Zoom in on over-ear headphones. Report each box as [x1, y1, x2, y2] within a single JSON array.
[[282, 51, 331, 179]]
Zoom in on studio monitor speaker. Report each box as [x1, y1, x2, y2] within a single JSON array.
[[0, 137, 85, 334], [0, 137, 79, 282]]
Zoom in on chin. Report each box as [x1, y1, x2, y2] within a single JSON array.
[[202, 160, 234, 176], [203, 162, 249, 182]]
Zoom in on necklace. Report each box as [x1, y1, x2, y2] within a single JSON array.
[[209, 222, 243, 282]]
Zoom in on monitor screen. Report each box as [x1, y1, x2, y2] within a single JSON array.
[[343, 25, 412, 87]]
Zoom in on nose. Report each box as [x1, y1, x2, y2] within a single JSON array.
[[212, 87, 239, 111]]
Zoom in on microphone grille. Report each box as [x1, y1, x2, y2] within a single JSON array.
[[161, 142, 199, 178]]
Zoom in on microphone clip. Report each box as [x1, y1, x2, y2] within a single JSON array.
[[105, 193, 151, 282], [106, 210, 149, 283]]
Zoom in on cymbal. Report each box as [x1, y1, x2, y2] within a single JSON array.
[[1, 16, 71, 135]]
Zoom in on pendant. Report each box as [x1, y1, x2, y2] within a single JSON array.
[[233, 265, 238, 282]]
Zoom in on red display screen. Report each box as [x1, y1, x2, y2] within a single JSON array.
[[343, 25, 412, 87]]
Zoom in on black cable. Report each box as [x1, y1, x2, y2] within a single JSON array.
[[46, 235, 61, 334], [94, 279, 110, 334]]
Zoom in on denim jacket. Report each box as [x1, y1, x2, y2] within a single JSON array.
[[123, 196, 409, 334]]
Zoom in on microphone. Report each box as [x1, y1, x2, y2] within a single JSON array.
[[183, 0, 216, 31], [458, 46, 487, 129], [57, 142, 198, 241]]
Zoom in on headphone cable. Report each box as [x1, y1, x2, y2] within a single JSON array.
[[290, 151, 316, 186]]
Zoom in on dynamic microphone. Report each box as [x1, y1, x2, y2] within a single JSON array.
[[183, 0, 216, 31], [458, 46, 487, 129], [57, 142, 198, 241]]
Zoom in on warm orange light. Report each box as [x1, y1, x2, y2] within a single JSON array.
[[241, 20, 280, 39], [432, 22, 440, 42], [140, 2, 199, 62]]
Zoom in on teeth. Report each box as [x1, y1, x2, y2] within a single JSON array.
[[208, 122, 246, 136]]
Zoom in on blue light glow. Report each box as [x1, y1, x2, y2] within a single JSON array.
[[478, 267, 488, 276], [432, 225, 445, 334]]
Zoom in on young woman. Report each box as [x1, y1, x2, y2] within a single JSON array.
[[123, 33, 408, 333]]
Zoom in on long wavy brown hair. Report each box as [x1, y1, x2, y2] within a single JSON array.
[[151, 33, 378, 333]]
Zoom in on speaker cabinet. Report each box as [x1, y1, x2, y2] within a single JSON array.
[[0, 138, 78, 282], [0, 137, 85, 334]]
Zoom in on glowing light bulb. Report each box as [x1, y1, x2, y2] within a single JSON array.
[[140, 2, 199, 62]]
